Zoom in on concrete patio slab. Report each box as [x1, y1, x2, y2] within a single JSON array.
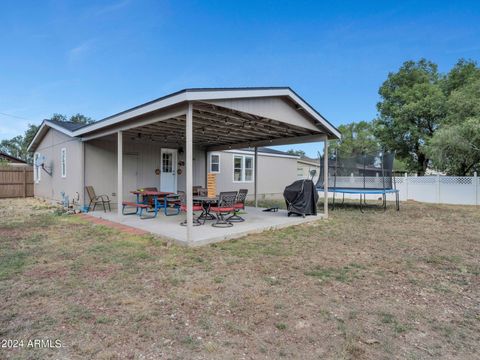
[[87, 206, 324, 246]]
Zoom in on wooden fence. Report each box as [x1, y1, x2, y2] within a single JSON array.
[[0, 166, 34, 198]]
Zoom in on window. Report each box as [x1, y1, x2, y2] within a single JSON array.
[[60, 148, 67, 178], [210, 153, 220, 173], [162, 152, 173, 172], [34, 152, 41, 183], [244, 156, 253, 181], [297, 166, 304, 178], [233, 155, 254, 182]]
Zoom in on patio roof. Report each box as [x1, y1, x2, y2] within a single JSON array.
[[28, 87, 340, 152]]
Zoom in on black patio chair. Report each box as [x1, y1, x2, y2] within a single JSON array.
[[227, 189, 248, 222], [177, 191, 204, 226], [210, 191, 238, 228]]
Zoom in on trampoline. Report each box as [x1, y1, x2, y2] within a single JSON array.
[[316, 151, 400, 212]]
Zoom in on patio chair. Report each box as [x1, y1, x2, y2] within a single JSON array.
[[85, 186, 111, 212], [210, 191, 238, 228], [197, 187, 208, 196], [177, 191, 204, 226], [192, 186, 208, 196], [227, 189, 248, 222]]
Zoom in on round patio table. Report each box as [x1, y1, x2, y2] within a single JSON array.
[[193, 196, 218, 220]]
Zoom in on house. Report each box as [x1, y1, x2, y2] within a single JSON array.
[[0, 152, 29, 166], [28, 87, 340, 244], [209, 147, 300, 200], [297, 156, 320, 183]]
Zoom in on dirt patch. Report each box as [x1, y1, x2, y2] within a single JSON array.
[[0, 198, 479, 359]]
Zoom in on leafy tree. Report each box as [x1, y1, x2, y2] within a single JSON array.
[[0, 124, 39, 163], [375, 59, 447, 175], [443, 76, 480, 126], [49, 113, 68, 122], [427, 76, 480, 175], [50, 113, 94, 125], [427, 118, 480, 175], [69, 113, 95, 124], [286, 149, 306, 157], [441, 59, 480, 96], [0, 113, 94, 163], [329, 121, 379, 156]]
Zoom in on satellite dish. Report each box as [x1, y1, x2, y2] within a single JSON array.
[[35, 155, 46, 167]]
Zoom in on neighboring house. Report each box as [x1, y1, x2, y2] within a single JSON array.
[[0, 152, 29, 167], [297, 156, 320, 183], [208, 147, 299, 200], [27, 87, 340, 210]]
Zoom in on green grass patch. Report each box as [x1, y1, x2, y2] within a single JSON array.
[[0, 250, 29, 280], [65, 304, 94, 323], [213, 276, 224, 284], [378, 312, 410, 334], [304, 263, 364, 283]]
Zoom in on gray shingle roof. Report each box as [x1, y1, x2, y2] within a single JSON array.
[[48, 120, 87, 131]]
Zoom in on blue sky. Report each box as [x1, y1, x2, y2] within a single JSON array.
[[1, 0, 479, 156]]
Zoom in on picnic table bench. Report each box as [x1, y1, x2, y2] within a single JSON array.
[[121, 201, 150, 217], [126, 190, 181, 218]]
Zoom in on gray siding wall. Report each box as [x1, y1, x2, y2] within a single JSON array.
[[34, 128, 83, 203], [297, 162, 320, 183], [209, 151, 298, 200], [85, 137, 205, 208]]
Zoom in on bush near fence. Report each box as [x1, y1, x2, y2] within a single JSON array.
[[0, 166, 34, 198]]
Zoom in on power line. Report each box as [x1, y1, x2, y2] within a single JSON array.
[[0, 112, 34, 122]]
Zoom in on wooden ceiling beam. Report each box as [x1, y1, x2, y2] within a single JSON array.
[[193, 107, 309, 135]]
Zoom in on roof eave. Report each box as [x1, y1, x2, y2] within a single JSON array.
[[72, 88, 341, 139], [27, 120, 75, 152]]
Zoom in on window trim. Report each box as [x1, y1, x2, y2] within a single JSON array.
[[34, 152, 41, 183], [232, 154, 254, 183], [209, 153, 221, 173], [60, 148, 67, 178]]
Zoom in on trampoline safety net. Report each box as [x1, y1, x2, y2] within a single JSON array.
[[316, 152, 396, 191]]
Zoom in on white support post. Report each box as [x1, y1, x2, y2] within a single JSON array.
[[186, 103, 194, 243], [474, 172, 478, 206], [323, 136, 329, 218], [117, 131, 123, 216], [404, 172, 408, 200], [436, 174, 441, 204], [254, 146, 258, 208], [81, 141, 85, 210]]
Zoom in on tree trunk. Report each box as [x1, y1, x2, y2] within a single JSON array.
[[417, 153, 427, 176]]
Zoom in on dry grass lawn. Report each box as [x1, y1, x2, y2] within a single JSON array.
[[0, 198, 479, 359]]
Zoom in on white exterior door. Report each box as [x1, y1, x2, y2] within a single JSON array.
[[160, 149, 177, 192], [123, 154, 138, 201]]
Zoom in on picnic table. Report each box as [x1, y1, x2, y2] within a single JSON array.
[[129, 190, 180, 218]]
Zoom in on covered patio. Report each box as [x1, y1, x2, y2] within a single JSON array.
[[88, 205, 321, 246], [75, 88, 340, 245]]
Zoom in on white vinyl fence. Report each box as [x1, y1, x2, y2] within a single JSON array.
[[325, 173, 479, 206]]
